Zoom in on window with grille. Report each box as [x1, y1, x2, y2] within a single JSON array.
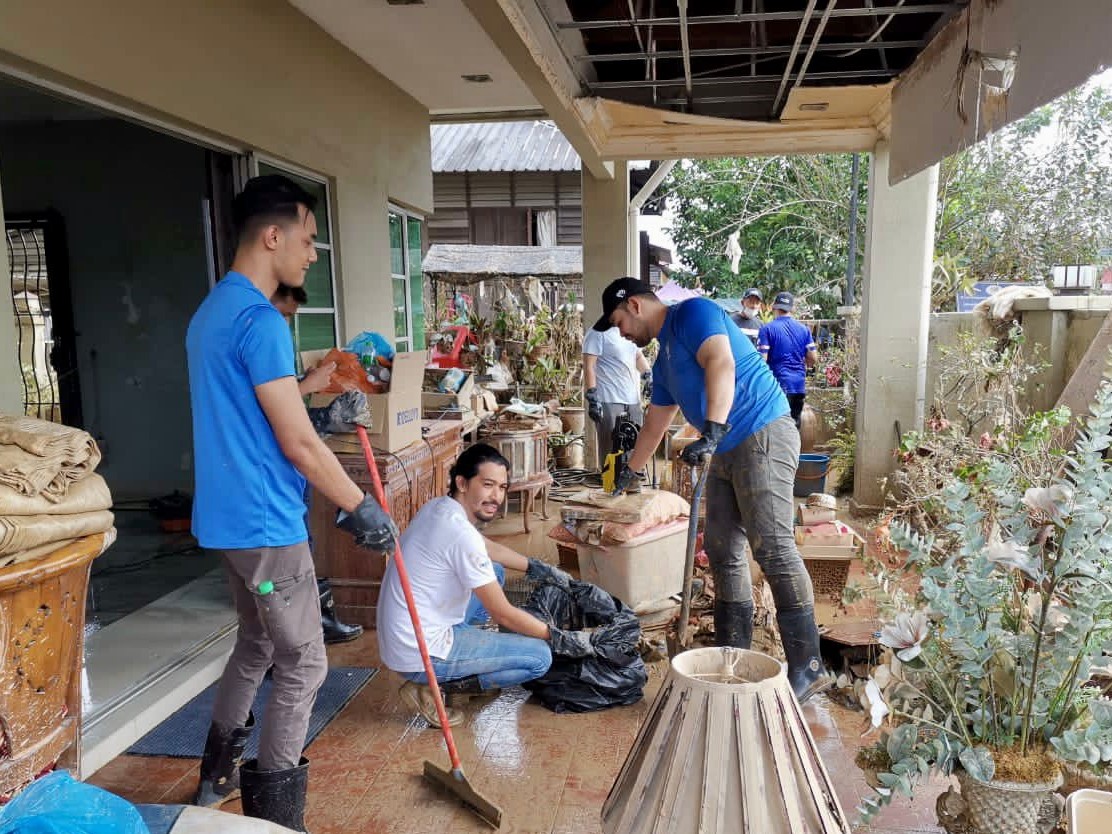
[[7, 224, 61, 422]]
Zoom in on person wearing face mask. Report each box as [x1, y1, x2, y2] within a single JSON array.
[[376, 443, 583, 727], [729, 287, 763, 346]]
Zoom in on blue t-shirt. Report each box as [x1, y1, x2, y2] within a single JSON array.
[[650, 298, 789, 453], [758, 315, 817, 395], [186, 272, 308, 549]]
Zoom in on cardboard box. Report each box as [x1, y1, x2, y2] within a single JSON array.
[[421, 368, 475, 419], [306, 351, 425, 453]]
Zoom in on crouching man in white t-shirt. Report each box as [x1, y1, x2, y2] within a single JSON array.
[[376, 443, 583, 728]]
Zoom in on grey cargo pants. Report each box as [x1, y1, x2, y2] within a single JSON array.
[[209, 541, 327, 771], [703, 415, 815, 614]]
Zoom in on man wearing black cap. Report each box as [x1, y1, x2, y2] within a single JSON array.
[[592, 277, 830, 703], [758, 292, 818, 427], [729, 287, 763, 346]]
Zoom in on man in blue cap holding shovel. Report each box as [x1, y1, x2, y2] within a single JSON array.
[[593, 277, 831, 703]]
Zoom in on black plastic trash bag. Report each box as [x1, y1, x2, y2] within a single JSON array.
[[521, 578, 647, 713]]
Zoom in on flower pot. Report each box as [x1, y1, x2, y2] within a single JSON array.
[[553, 439, 584, 470], [1058, 759, 1112, 796], [955, 769, 1063, 834], [558, 406, 586, 434], [501, 339, 526, 358]]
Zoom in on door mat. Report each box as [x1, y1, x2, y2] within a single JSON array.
[[126, 667, 376, 758]]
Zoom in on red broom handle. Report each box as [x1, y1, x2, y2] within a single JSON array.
[[355, 425, 462, 769]]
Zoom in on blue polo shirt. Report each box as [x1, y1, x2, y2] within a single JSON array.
[[186, 272, 307, 549], [650, 297, 789, 453], [758, 315, 817, 395]]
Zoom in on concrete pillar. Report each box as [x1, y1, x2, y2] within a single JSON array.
[[581, 162, 629, 468], [1020, 305, 1070, 412], [853, 142, 938, 507], [0, 162, 22, 415]]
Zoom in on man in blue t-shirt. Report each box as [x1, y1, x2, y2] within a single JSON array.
[[186, 175, 397, 830], [594, 277, 830, 702], [758, 291, 818, 426]]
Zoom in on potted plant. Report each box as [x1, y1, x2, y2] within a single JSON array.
[[548, 431, 584, 470], [855, 371, 1112, 834]]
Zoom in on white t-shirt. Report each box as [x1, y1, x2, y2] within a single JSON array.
[[583, 326, 640, 405], [376, 496, 497, 673]]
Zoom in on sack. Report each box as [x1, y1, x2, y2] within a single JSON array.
[[0, 771, 148, 834], [521, 579, 647, 713]]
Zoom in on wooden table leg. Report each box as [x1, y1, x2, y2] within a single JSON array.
[[523, 488, 533, 533]]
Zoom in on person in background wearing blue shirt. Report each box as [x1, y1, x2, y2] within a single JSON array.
[[758, 291, 818, 427], [186, 175, 397, 831], [596, 277, 831, 703]]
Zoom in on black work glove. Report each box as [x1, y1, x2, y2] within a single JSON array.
[[680, 420, 730, 466], [308, 391, 372, 437], [611, 464, 643, 496], [585, 387, 603, 423], [526, 557, 572, 589], [336, 493, 398, 553], [640, 370, 653, 400], [547, 626, 595, 659]]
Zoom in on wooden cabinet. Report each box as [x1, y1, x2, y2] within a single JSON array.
[[309, 421, 462, 628]]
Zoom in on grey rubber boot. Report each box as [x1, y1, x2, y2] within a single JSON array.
[[240, 756, 310, 833], [713, 600, 754, 649], [193, 712, 254, 807], [778, 607, 834, 703]]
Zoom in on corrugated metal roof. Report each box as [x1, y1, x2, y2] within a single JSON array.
[[422, 244, 582, 285], [430, 121, 580, 173]]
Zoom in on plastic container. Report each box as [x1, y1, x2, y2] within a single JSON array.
[[793, 453, 830, 498], [576, 518, 689, 613], [1067, 788, 1112, 833]]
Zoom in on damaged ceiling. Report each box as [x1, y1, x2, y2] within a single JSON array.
[[541, 0, 968, 121]]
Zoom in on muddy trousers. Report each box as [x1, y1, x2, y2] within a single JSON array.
[[208, 542, 327, 771], [703, 415, 815, 618]]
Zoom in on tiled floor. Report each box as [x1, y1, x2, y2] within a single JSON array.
[[88, 513, 948, 833]]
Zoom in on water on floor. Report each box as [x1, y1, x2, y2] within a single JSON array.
[[87, 509, 949, 833], [86, 509, 218, 633]]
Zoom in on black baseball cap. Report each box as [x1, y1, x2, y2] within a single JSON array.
[[772, 291, 794, 311], [592, 277, 657, 332], [743, 288, 762, 301]]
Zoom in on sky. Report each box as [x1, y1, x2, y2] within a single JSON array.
[[634, 65, 1112, 279]]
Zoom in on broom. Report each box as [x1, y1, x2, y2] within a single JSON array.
[[354, 425, 503, 828]]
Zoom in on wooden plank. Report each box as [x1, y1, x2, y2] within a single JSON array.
[[1055, 310, 1112, 437]]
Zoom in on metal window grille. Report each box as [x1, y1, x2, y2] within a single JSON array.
[[7, 224, 62, 422]]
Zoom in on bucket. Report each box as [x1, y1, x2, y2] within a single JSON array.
[[794, 453, 830, 497]]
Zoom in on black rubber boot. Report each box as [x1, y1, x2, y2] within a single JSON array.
[[778, 607, 834, 703], [319, 578, 363, 645], [240, 756, 310, 833], [193, 712, 254, 807], [713, 600, 754, 649], [440, 675, 486, 696]]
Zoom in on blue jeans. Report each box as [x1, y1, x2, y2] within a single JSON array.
[[463, 563, 505, 624], [403, 564, 552, 689]]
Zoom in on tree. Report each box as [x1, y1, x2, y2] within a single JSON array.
[[663, 154, 866, 318], [663, 80, 1112, 314]]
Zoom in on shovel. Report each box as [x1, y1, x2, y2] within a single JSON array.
[[667, 463, 708, 657], [355, 425, 503, 829]]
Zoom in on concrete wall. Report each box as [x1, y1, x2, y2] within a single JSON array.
[[0, 0, 433, 403], [1016, 297, 1112, 411], [890, 0, 1112, 183], [0, 120, 209, 498]]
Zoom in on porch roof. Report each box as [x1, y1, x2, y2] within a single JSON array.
[[422, 244, 582, 285]]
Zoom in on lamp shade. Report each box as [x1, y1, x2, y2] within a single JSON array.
[[602, 647, 851, 834]]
